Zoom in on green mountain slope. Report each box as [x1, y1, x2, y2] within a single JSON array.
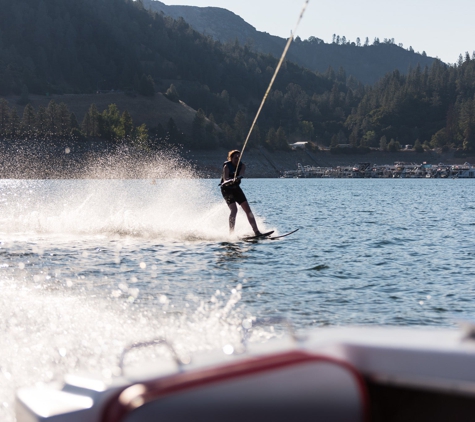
[[0, 0, 473, 154], [0, 0, 332, 99], [143, 0, 436, 85]]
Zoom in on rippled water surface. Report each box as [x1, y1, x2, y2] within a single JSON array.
[[1, 178, 475, 420]]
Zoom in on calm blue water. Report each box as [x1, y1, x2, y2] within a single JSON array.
[[1, 178, 475, 420]]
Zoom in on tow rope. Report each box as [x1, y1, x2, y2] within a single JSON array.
[[234, 0, 310, 178]]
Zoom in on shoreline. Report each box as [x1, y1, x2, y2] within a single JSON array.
[[185, 148, 475, 178], [1, 146, 474, 179]]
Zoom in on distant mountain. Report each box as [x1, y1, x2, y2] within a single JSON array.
[[142, 0, 285, 56], [144, 0, 438, 85]]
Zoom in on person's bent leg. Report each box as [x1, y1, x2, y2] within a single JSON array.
[[228, 203, 238, 234], [240, 201, 260, 235]]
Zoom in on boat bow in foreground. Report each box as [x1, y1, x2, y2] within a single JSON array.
[[16, 324, 475, 422]]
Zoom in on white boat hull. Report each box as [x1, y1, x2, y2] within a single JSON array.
[[16, 326, 475, 422]]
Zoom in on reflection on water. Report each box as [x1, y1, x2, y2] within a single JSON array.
[[216, 242, 250, 263]]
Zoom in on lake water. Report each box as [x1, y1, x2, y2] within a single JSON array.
[[1, 177, 475, 420]]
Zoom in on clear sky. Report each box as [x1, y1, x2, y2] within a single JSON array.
[[160, 0, 475, 64]]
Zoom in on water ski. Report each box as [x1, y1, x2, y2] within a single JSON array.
[[241, 229, 299, 241], [241, 230, 274, 241], [269, 228, 299, 240]]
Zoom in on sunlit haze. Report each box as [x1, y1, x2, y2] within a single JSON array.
[[159, 0, 475, 64]]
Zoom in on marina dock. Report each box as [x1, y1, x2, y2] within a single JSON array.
[[282, 162, 475, 178]]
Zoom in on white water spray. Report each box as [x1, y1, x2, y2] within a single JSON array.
[[0, 275, 276, 422], [0, 178, 267, 241], [0, 150, 274, 421]]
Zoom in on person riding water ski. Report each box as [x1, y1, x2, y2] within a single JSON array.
[[220, 150, 261, 236]]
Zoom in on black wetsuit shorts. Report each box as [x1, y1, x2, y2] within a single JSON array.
[[221, 186, 247, 205]]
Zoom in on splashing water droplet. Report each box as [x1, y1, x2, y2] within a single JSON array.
[[139, 262, 146, 269], [223, 344, 234, 355], [111, 290, 122, 298], [242, 319, 252, 329], [129, 288, 139, 298]]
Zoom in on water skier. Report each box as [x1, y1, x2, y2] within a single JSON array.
[[220, 150, 261, 236]]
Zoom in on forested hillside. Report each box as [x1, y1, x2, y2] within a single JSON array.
[[0, 0, 474, 154], [0, 0, 343, 149], [143, 0, 436, 85], [344, 57, 475, 151]]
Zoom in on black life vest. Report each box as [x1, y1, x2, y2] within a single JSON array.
[[220, 161, 242, 187]]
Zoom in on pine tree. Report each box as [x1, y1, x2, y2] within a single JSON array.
[[83, 104, 100, 138], [275, 127, 289, 151], [22, 104, 36, 138], [70, 113, 80, 130], [100, 104, 121, 141], [463, 125, 475, 151], [120, 111, 134, 139], [265, 127, 277, 151], [8, 109, 21, 139], [165, 84, 180, 102], [387, 138, 400, 152], [133, 124, 149, 150], [414, 139, 424, 153], [70, 113, 83, 141], [47, 100, 59, 137], [0, 99, 10, 138], [430, 129, 447, 148], [166, 117, 181, 144], [138, 74, 155, 97], [298, 121, 314, 140], [36, 106, 48, 137], [58, 103, 71, 138], [82, 113, 93, 138], [233, 110, 248, 147]]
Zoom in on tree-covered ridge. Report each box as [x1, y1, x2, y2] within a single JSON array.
[[0, 0, 474, 154], [143, 0, 436, 85], [0, 0, 331, 97], [345, 56, 475, 151], [0, 0, 343, 149]]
